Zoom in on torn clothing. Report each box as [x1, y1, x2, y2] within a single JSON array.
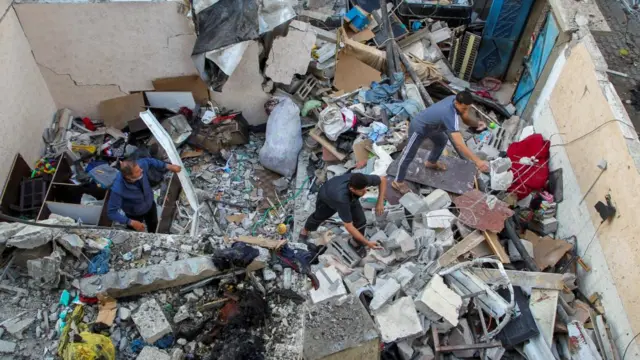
[[316, 173, 380, 223], [395, 122, 449, 182], [107, 158, 167, 225]]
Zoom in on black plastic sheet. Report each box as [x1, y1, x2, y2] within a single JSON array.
[[192, 0, 259, 55]]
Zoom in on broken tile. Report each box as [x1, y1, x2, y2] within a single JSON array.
[[375, 297, 423, 343], [453, 190, 514, 232]]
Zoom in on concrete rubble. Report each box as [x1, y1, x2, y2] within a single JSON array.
[[0, 1, 611, 359]]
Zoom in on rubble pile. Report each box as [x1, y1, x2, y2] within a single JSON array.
[[0, 0, 620, 359]]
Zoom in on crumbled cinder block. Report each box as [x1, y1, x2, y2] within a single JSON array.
[[131, 299, 172, 344]]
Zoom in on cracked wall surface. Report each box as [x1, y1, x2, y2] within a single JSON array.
[[0, 7, 57, 183], [14, 2, 198, 118]]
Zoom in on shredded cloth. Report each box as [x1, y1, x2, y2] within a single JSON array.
[[211, 242, 259, 270], [87, 247, 111, 275]]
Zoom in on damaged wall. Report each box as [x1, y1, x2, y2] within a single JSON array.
[[0, 6, 57, 182], [530, 34, 640, 357], [13, 2, 197, 118]]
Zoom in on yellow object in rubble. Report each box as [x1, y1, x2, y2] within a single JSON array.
[[71, 143, 97, 154], [62, 332, 115, 360], [277, 223, 287, 235]]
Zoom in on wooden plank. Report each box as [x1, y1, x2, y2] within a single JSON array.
[[236, 236, 287, 250], [529, 289, 559, 347], [309, 128, 346, 161], [469, 268, 565, 290], [483, 231, 511, 264], [0, 154, 33, 217], [437, 230, 485, 267]]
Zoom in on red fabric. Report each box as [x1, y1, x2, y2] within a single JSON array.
[[506, 133, 550, 199], [82, 117, 96, 131]]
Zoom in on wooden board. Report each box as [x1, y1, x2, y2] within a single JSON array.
[[469, 268, 565, 290], [334, 51, 381, 92], [437, 230, 485, 267], [236, 236, 287, 250], [529, 289, 559, 347], [386, 148, 476, 194], [310, 128, 346, 161], [98, 93, 146, 130], [484, 231, 511, 263], [152, 75, 210, 105]]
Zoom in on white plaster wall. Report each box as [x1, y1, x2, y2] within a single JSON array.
[[0, 7, 57, 184], [530, 41, 640, 358], [14, 2, 197, 118]]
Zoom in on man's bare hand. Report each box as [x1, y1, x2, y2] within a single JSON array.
[[167, 164, 182, 173], [130, 220, 145, 232], [476, 160, 490, 173], [367, 241, 383, 250], [375, 202, 384, 216]]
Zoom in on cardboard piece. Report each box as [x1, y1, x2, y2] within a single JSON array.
[[98, 93, 145, 130], [226, 214, 247, 224], [350, 28, 376, 43], [523, 230, 573, 270], [145, 92, 196, 112], [334, 51, 381, 92], [96, 297, 117, 326], [152, 75, 210, 105], [353, 139, 373, 164]]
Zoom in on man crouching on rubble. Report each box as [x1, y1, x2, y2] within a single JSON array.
[[108, 157, 181, 233], [300, 173, 387, 256], [392, 90, 490, 194]]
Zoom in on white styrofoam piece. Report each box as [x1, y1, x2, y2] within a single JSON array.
[[145, 92, 196, 112]]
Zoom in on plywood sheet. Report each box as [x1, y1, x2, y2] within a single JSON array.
[[152, 75, 209, 105], [98, 93, 145, 130], [386, 148, 476, 194], [334, 51, 381, 92]]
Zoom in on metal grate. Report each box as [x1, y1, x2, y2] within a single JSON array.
[[450, 32, 481, 81]]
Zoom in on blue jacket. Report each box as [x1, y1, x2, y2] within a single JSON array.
[[107, 158, 167, 225]]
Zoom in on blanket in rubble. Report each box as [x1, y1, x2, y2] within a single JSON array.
[[507, 133, 550, 199], [212, 242, 260, 270]]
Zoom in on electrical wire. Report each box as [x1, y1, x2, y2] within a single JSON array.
[[580, 220, 605, 258], [549, 119, 636, 148], [623, 332, 640, 360]]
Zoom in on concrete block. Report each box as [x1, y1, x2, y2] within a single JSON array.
[[137, 346, 170, 360], [375, 297, 424, 343], [265, 23, 316, 85], [370, 230, 388, 243], [396, 341, 414, 360], [0, 340, 16, 354], [344, 272, 370, 293], [304, 295, 379, 360], [415, 346, 435, 360], [529, 217, 559, 235], [369, 278, 401, 312], [173, 305, 189, 323], [415, 274, 462, 327], [391, 262, 418, 288], [424, 189, 452, 211], [508, 239, 535, 262], [309, 266, 347, 304], [384, 222, 398, 237], [79, 257, 220, 298], [132, 299, 172, 344], [399, 192, 429, 215], [371, 249, 397, 265], [425, 209, 455, 229], [394, 228, 416, 253], [325, 237, 361, 267], [364, 263, 377, 284]]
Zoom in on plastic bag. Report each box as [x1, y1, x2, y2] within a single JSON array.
[[259, 97, 302, 178], [63, 332, 115, 360], [318, 105, 356, 141]]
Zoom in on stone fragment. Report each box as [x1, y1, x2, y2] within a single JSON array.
[[425, 209, 455, 229], [371, 249, 396, 265], [262, 268, 277, 281], [131, 299, 172, 344], [395, 229, 416, 253], [309, 266, 347, 304], [137, 346, 170, 360], [369, 279, 401, 312], [173, 305, 190, 324], [399, 192, 429, 215], [343, 272, 370, 293], [415, 275, 462, 327], [171, 348, 185, 360], [6, 221, 59, 249], [56, 234, 85, 258], [508, 239, 535, 262], [425, 189, 451, 211], [283, 268, 292, 290], [27, 251, 62, 288], [2, 316, 35, 339], [0, 340, 16, 354], [370, 230, 388, 243], [118, 307, 131, 321], [265, 21, 316, 85], [390, 262, 418, 288], [375, 297, 423, 343], [396, 341, 414, 360]]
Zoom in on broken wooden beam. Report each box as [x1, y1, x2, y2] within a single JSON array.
[[392, 41, 434, 106], [469, 268, 565, 290], [483, 231, 510, 264], [79, 257, 221, 298], [236, 236, 287, 250], [309, 128, 346, 161], [437, 230, 485, 267]]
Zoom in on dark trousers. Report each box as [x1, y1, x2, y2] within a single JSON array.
[[127, 201, 158, 233], [395, 123, 449, 182], [304, 198, 367, 234]]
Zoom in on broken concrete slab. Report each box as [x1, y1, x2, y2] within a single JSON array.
[[425, 189, 451, 211], [6, 220, 61, 249], [56, 233, 85, 258], [370, 278, 401, 312], [309, 266, 347, 304], [415, 274, 462, 326], [0, 222, 26, 245], [344, 272, 370, 293], [396, 341, 414, 360], [375, 297, 424, 343], [27, 251, 61, 288], [304, 295, 379, 360], [399, 192, 429, 216], [508, 238, 535, 262], [0, 340, 16, 354], [132, 299, 172, 344], [137, 346, 171, 360], [2, 316, 35, 340], [265, 20, 316, 85], [79, 257, 220, 298]]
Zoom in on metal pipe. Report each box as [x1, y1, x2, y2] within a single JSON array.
[[505, 218, 540, 272], [392, 41, 434, 106]]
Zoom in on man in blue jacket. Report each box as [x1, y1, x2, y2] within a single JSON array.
[[108, 157, 181, 232]]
